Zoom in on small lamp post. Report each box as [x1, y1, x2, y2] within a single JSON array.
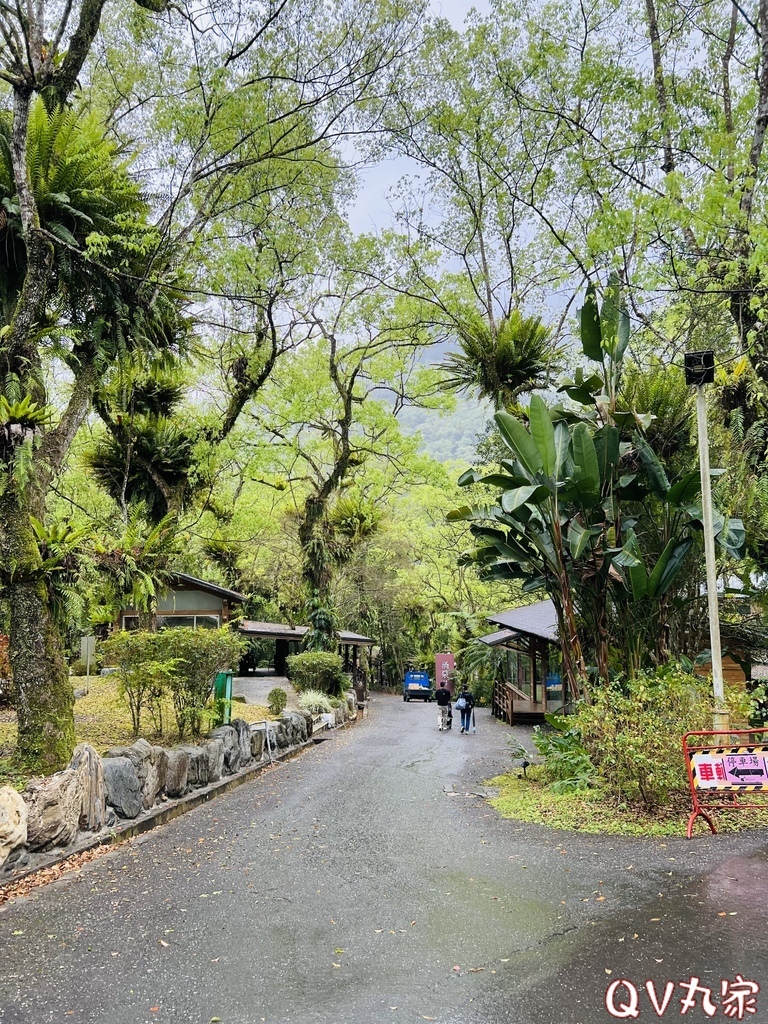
[[684, 351, 729, 732]]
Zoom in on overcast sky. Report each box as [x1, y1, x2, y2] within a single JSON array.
[[346, 0, 492, 233]]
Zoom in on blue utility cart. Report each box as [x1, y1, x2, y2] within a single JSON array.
[[403, 670, 433, 702]]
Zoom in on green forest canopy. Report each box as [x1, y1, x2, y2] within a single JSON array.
[[2, 0, 768, 768]]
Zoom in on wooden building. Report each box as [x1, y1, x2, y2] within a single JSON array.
[[118, 572, 246, 631], [238, 620, 374, 678], [479, 600, 562, 724]]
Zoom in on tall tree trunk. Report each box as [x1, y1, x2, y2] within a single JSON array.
[[1, 492, 74, 772], [1, 86, 75, 771]]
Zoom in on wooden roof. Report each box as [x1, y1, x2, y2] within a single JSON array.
[[477, 628, 517, 647], [238, 620, 374, 646], [486, 599, 559, 643], [169, 572, 246, 603]]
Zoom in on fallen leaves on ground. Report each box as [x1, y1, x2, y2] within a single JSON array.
[[0, 844, 113, 905]]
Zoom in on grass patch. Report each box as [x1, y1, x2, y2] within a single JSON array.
[[0, 675, 272, 790], [488, 765, 768, 838]]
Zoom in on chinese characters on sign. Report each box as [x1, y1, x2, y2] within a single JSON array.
[[682, 730, 768, 837], [605, 976, 760, 1019], [434, 652, 454, 692], [692, 752, 768, 789]]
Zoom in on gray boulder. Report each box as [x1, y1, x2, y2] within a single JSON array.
[[105, 739, 166, 809], [345, 690, 356, 713], [205, 738, 224, 783], [165, 749, 189, 798], [334, 704, 347, 727], [102, 757, 142, 820], [24, 771, 82, 849], [288, 711, 309, 743], [279, 712, 307, 746], [252, 722, 277, 757], [0, 786, 27, 868], [208, 726, 240, 774], [294, 708, 313, 739], [249, 728, 265, 762], [178, 745, 208, 788], [274, 721, 290, 749], [277, 716, 294, 745], [68, 744, 106, 831], [231, 719, 252, 767], [130, 739, 167, 808]]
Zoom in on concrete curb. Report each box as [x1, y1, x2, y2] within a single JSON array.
[[1, 736, 318, 892]]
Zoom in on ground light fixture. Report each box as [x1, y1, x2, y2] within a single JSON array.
[[684, 350, 729, 731]]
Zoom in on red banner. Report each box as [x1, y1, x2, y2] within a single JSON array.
[[435, 653, 455, 692]]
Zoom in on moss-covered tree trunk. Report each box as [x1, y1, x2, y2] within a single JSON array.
[[0, 492, 74, 772]]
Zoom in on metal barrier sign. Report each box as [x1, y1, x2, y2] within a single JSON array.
[[683, 728, 768, 838]]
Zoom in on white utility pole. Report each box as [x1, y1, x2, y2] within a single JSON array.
[[694, 381, 729, 732]]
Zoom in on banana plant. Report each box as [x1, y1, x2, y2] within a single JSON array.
[[452, 394, 606, 700], [450, 275, 745, 692]]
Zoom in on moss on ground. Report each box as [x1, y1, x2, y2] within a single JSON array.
[[0, 675, 271, 790], [488, 765, 768, 838]]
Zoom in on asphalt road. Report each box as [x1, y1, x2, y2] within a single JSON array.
[[2, 695, 768, 1024]]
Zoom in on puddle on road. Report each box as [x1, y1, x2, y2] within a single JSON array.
[[421, 870, 562, 963], [471, 845, 768, 1024]]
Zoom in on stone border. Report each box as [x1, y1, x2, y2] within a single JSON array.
[[1, 695, 365, 893], [0, 736, 313, 891]]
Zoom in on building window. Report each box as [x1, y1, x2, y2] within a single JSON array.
[[195, 614, 220, 629], [157, 614, 220, 630], [122, 615, 140, 631]]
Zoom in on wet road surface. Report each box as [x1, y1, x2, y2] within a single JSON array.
[[2, 694, 768, 1024]]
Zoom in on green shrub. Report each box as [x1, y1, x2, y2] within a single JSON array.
[[532, 715, 595, 793], [70, 659, 89, 676], [287, 652, 344, 695], [267, 687, 288, 715], [574, 663, 713, 809], [297, 689, 334, 714], [102, 631, 181, 737], [158, 627, 246, 738], [104, 627, 245, 739]]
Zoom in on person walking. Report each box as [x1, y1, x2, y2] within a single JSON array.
[[435, 681, 452, 731], [455, 685, 475, 734]]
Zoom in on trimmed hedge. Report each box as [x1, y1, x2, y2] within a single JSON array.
[[287, 652, 345, 696]]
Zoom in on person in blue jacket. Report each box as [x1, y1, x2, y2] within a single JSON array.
[[455, 686, 475, 734]]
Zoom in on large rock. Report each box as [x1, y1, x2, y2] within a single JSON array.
[[0, 786, 27, 868], [208, 726, 240, 774], [68, 744, 106, 831], [294, 709, 313, 739], [231, 719, 252, 767], [23, 771, 82, 849], [105, 740, 167, 809], [279, 712, 308, 746], [249, 728, 265, 762], [345, 690, 356, 714], [102, 757, 142, 819], [165, 749, 189, 798], [251, 722, 277, 758], [132, 740, 167, 808], [178, 745, 208, 788], [205, 738, 224, 783], [273, 721, 289, 749]]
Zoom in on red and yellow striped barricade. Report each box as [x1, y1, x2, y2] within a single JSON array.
[[683, 728, 768, 838]]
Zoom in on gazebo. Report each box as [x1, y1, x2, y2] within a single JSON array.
[[238, 620, 374, 678], [479, 599, 562, 723]]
